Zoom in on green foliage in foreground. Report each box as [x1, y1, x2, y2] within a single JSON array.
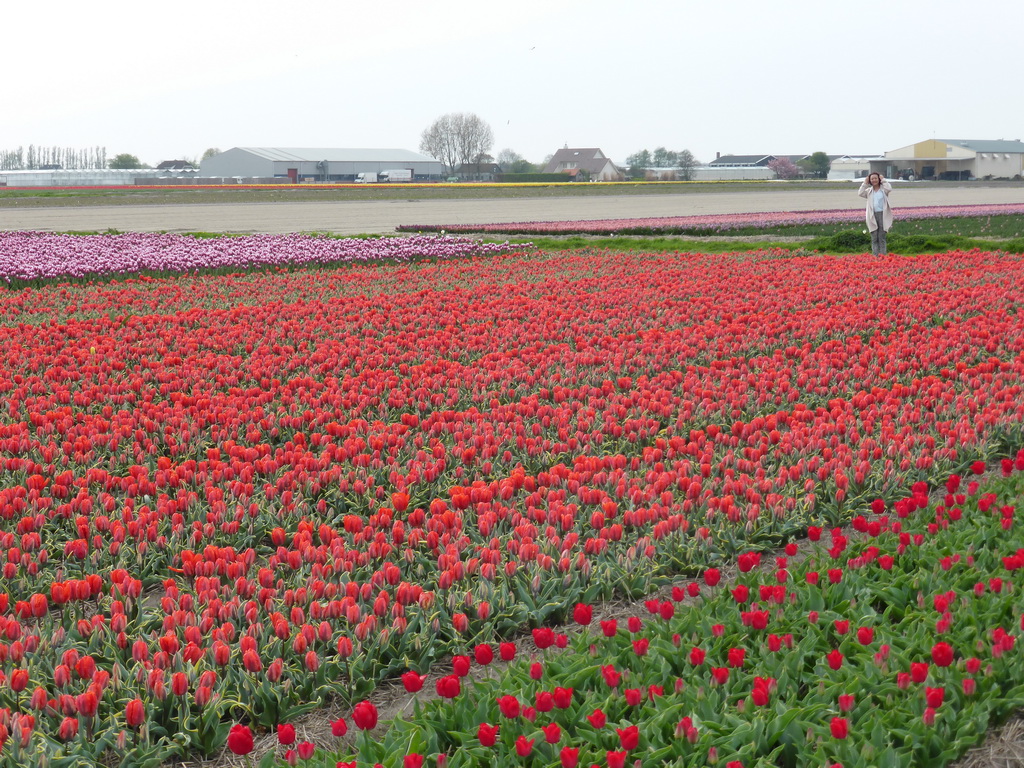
[[722, 213, 1024, 239], [808, 230, 1024, 254], [502, 231, 1024, 256]]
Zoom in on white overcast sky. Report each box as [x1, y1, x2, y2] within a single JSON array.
[[3, 0, 1021, 167]]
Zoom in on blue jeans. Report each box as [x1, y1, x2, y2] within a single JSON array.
[[871, 211, 887, 255]]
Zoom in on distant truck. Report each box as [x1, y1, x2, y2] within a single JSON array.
[[354, 172, 378, 184], [378, 168, 414, 183]]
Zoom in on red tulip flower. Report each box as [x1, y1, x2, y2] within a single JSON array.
[[10, 669, 29, 693], [497, 695, 520, 718], [830, 717, 848, 739], [515, 736, 534, 757], [532, 627, 555, 649], [278, 723, 297, 745], [925, 686, 945, 708], [601, 665, 621, 687], [227, 724, 254, 755], [352, 701, 378, 730], [553, 686, 573, 709], [931, 642, 954, 667], [452, 655, 471, 677], [616, 724, 639, 750], [402, 671, 427, 693], [58, 716, 79, 741], [435, 675, 461, 699], [125, 699, 145, 729], [473, 644, 494, 665], [477, 722, 499, 746], [542, 722, 561, 744]]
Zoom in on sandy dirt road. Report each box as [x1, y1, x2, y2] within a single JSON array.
[[2, 186, 1024, 235]]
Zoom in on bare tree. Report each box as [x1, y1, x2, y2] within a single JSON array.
[[420, 115, 459, 174], [419, 112, 494, 173]]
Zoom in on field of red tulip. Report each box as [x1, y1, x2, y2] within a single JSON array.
[[301, 461, 1024, 768], [0, 236, 1023, 766]]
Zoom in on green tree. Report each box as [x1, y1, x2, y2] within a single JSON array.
[[652, 147, 678, 167], [495, 148, 536, 174], [798, 151, 831, 179], [201, 147, 221, 162], [496, 148, 536, 174], [625, 149, 652, 178], [108, 153, 144, 169], [676, 149, 698, 181]]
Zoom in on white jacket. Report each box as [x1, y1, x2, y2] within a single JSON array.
[[858, 180, 893, 232]]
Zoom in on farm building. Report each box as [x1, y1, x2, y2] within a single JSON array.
[[454, 161, 503, 182], [0, 167, 199, 187], [199, 148, 445, 182], [876, 139, 1024, 180], [156, 160, 196, 170], [543, 147, 623, 181], [697, 153, 797, 180], [828, 155, 883, 181]]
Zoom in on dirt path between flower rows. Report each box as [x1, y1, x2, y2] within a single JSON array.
[[3, 185, 1024, 235]]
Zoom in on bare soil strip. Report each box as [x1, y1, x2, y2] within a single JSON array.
[[2, 186, 1024, 235]]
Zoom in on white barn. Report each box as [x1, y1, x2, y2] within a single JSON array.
[[828, 155, 883, 181], [879, 139, 1024, 180], [199, 148, 445, 182]]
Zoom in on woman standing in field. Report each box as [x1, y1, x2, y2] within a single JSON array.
[[859, 173, 893, 255]]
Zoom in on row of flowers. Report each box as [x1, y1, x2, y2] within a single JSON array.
[[395, 203, 1024, 236], [0, 232, 526, 284], [0, 246, 1022, 763], [247, 459, 1024, 767]]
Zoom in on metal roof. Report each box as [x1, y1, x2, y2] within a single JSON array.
[[235, 147, 439, 163], [938, 139, 1024, 153], [708, 155, 776, 166]]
